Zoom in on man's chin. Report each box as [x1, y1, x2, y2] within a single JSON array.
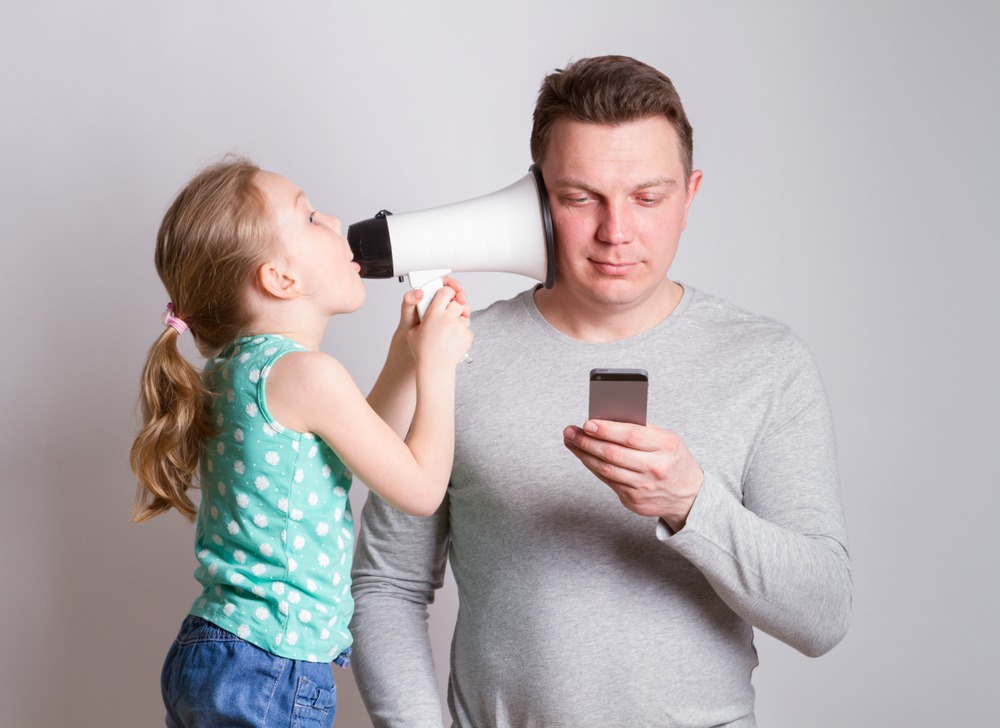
[[586, 275, 679, 310]]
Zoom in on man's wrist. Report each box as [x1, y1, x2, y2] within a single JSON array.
[[659, 470, 704, 533]]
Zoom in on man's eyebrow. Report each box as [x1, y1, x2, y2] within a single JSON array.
[[552, 176, 679, 192], [550, 177, 597, 192], [632, 177, 679, 191]]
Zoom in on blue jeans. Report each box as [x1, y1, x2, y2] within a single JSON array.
[[161, 616, 350, 728]]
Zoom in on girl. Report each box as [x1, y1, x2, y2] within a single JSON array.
[[130, 157, 472, 727]]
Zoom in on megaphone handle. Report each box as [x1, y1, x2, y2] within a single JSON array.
[[406, 268, 452, 320]]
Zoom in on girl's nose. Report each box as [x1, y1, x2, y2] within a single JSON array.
[[313, 210, 342, 234]]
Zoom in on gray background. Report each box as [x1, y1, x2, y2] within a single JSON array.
[[2, 1, 996, 726]]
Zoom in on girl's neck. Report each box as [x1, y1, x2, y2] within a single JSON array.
[[248, 303, 329, 352]]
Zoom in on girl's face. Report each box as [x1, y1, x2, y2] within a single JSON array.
[[256, 171, 366, 314]]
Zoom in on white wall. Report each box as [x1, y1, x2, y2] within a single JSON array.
[[2, 1, 997, 725]]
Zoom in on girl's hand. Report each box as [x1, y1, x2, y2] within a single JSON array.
[[407, 285, 473, 368], [392, 288, 424, 341], [393, 276, 470, 342], [440, 275, 469, 310]]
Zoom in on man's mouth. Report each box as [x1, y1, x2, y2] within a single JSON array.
[[591, 260, 636, 275]]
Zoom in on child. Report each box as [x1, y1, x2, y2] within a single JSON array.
[[130, 157, 473, 727]]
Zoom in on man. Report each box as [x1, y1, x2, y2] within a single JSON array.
[[350, 55, 851, 727]]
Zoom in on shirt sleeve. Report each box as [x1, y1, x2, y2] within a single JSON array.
[[657, 342, 852, 657], [350, 491, 451, 727]]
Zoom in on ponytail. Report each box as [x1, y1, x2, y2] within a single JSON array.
[[129, 327, 215, 522], [130, 156, 271, 522]]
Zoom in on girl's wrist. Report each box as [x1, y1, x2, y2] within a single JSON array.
[[414, 358, 457, 384]]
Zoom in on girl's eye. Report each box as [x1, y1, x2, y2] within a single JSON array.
[[308, 211, 316, 224]]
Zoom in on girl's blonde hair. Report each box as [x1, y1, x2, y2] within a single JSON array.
[[130, 157, 274, 522]]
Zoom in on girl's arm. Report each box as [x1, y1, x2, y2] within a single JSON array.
[[364, 290, 421, 438], [366, 279, 469, 437], [267, 287, 472, 517]]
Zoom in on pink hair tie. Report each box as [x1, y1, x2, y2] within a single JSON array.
[[162, 302, 189, 335]]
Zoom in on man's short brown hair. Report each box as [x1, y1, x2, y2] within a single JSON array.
[[530, 55, 694, 179]]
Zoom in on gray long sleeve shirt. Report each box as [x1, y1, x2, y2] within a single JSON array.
[[350, 285, 852, 728]]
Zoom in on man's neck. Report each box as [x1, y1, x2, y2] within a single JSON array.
[[533, 279, 684, 343]]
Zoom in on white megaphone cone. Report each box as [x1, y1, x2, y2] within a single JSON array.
[[347, 165, 555, 318]]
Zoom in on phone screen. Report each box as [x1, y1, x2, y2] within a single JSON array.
[[588, 368, 648, 425]]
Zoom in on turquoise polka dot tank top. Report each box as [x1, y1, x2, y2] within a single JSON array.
[[189, 334, 354, 662]]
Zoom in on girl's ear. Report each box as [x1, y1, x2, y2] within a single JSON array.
[[257, 258, 299, 299]]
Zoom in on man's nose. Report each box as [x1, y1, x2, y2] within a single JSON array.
[[597, 200, 632, 244]]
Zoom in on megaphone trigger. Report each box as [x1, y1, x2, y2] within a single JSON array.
[[407, 269, 452, 320]]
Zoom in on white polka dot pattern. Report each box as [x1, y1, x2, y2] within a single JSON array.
[[189, 335, 355, 662]]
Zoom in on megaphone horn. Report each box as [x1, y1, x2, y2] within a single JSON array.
[[347, 165, 555, 317]]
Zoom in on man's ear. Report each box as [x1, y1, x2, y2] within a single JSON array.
[[681, 169, 703, 231], [257, 259, 300, 299], [685, 169, 703, 206]]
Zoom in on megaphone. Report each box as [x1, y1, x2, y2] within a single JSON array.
[[347, 165, 555, 317]]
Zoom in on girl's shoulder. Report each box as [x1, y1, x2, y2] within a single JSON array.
[[267, 348, 348, 383], [262, 349, 360, 432]]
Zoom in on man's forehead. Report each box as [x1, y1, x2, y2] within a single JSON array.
[[543, 118, 686, 185], [548, 117, 681, 157]]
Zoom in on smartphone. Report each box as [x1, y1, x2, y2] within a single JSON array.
[[588, 368, 648, 425]]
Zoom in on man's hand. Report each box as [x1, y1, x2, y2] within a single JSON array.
[[563, 419, 704, 532]]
